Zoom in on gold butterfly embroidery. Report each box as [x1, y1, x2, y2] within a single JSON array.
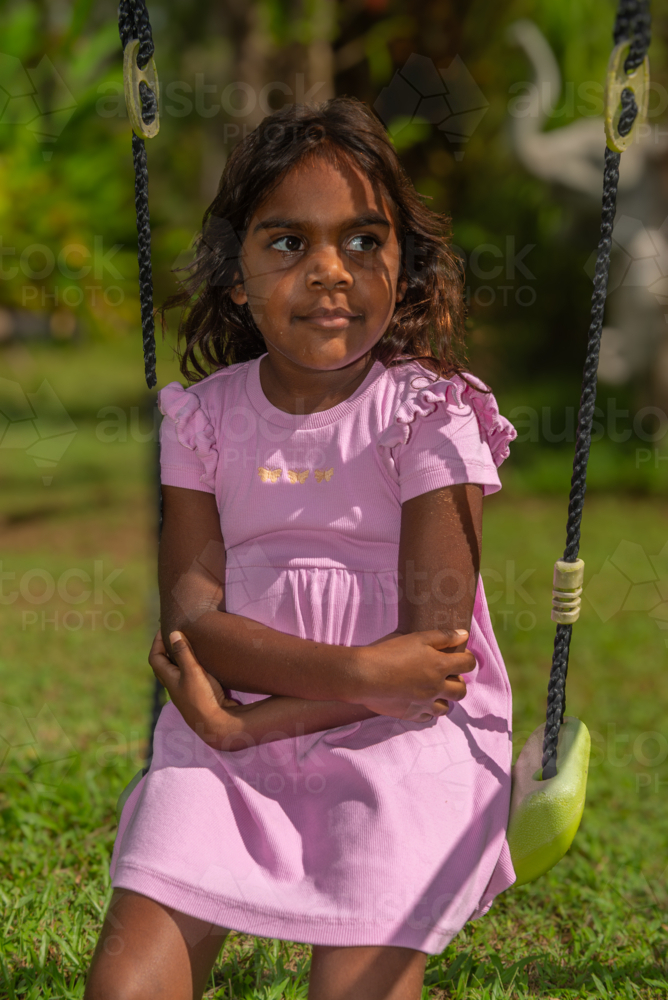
[[287, 469, 309, 484], [257, 467, 282, 483], [314, 468, 334, 483]]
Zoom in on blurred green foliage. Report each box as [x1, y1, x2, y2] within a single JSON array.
[[0, 0, 666, 400]]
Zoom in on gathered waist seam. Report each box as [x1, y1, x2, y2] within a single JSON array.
[[227, 564, 398, 573]]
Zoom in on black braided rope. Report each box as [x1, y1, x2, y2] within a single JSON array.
[[139, 81, 157, 123], [118, 0, 157, 389], [118, 0, 161, 760], [119, 0, 154, 68], [143, 677, 164, 769], [131, 132, 157, 389], [145, 402, 165, 766], [541, 0, 650, 780], [614, 0, 652, 71]]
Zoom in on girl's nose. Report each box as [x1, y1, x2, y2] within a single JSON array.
[[305, 246, 353, 290]]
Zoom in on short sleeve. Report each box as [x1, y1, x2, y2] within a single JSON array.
[[158, 382, 217, 494], [377, 373, 516, 504]]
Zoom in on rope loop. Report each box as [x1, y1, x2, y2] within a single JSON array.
[[122, 37, 160, 139], [604, 39, 649, 152]]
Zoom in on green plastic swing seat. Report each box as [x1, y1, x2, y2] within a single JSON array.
[[507, 716, 591, 887]]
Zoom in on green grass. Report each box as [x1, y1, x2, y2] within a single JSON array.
[[2, 340, 668, 998]]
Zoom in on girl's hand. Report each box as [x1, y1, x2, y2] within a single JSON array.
[[149, 630, 249, 750], [354, 629, 473, 721], [149, 631, 378, 748]]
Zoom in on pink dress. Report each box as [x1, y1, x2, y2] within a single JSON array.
[[110, 356, 518, 955]]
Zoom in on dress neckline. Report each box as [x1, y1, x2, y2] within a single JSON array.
[[245, 354, 387, 429]]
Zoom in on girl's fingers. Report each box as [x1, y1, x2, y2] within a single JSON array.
[[168, 632, 227, 714], [148, 632, 238, 745], [413, 689, 459, 722], [169, 630, 202, 673], [423, 630, 477, 672], [415, 679, 466, 719], [442, 649, 476, 674], [148, 629, 167, 662], [151, 656, 179, 692], [149, 631, 205, 697], [443, 675, 467, 702], [148, 631, 179, 686], [149, 652, 180, 696], [422, 628, 469, 650]]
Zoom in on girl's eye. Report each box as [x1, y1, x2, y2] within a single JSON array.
[[271, 235, 303, 252], [347, 234, 380, 252]]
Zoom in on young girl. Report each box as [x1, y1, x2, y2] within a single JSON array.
[[86, 97, 517, 1000]]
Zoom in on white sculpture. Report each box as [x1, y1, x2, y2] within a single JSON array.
[[508, 19, 668, 403]]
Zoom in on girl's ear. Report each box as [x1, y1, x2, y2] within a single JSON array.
[[230, 283, 248, 306], [395, 277, 408, 304]]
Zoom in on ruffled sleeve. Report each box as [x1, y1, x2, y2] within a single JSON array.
[[158, 382, 218, 493], [377, 371, 516, 502]]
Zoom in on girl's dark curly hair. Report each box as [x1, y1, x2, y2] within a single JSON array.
[[158, 97, 469, 383]]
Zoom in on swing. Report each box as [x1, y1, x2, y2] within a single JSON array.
[[115, 0, 651, 887], [506, 1, 651, 886]]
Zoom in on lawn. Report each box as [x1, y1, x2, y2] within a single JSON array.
[[1, 338, 668, 998]]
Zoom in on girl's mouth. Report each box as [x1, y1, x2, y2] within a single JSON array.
[[298, 309, 361, 329]]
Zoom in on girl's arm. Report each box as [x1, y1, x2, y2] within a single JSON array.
[[155, 484, 480, 743], [149, 629, 377, 750], [397, 480, 482, 635], [159, 484, 368, 702]]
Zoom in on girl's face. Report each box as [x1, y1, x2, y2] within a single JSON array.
[[230, 155, 406, 372]]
